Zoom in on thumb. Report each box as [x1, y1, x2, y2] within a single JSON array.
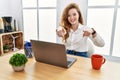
[[62, 28, 65, 32]]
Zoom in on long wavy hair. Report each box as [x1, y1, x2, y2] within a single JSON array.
[[59, 3, 84, 42]]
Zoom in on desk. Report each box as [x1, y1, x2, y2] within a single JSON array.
[[0, 50, 120, 80]]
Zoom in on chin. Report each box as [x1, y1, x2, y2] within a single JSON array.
[[71, 22, 77, 25], [70, 21, 77, 25]]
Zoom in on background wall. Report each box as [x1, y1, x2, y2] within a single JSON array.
[[0, 0, 10, 16], [0, 0, 23, 30]]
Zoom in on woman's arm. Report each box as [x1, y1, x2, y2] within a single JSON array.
[[89, 30, 105, 47], [56, 26, 66, 37]]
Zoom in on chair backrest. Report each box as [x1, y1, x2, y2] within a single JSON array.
[[87, 40, 94, 57]]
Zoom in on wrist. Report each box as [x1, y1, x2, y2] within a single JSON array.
[[92, 30, 96, 35], [91, 28, 96, 38], [91, 28, 96, 35]]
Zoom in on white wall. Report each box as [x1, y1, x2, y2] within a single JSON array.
[[0, 0, 23, 30], [10, 0, 23, 30], [0, 0, 10, 16]]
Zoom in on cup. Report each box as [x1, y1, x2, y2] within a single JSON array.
[[91, 54, 106, 70]]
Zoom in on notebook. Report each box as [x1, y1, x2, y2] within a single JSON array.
[[30, 40, 77, 68]]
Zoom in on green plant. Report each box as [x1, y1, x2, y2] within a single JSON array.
[[3, 45, 9, 50], [9, 53, 28, 66]]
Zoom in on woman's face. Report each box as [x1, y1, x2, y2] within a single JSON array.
[[68, 8, 79, 25]]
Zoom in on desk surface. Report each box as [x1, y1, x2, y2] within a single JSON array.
[[0, 50, 120, 80]]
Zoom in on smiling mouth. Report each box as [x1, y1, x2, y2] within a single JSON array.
[[70, 20, 75, 22], [71, 20, 76, 23]]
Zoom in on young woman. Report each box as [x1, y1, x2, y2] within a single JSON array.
[[56, 3, 105, 57]]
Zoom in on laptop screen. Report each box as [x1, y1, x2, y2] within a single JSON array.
[[30, 40, 76, 68]]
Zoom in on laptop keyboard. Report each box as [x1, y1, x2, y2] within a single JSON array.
[[67, 61, 72, 65]]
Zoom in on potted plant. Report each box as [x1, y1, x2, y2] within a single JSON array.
[[3, 45, 9, 53], [9, 53, 28, 72]]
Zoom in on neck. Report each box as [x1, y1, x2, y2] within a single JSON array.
[[71, 23, 79, 31]]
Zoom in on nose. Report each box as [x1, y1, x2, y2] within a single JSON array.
[[70, 16, 74, 20]]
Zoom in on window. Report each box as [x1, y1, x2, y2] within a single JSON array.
[[39, 9, 56, 42], [23, 10, 37, 41], [87, 0, 120, 57], [22, 0, 57, 42], [88, 0, 115, 6], [22, 0, 37, 7], [112, 9, 120, 57], [87, 8, 114, 55], [119, 0, 120, 6], [38, 0, 56, 7]]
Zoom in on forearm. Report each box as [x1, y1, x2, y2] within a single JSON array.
[[89, 33, 105, 47]]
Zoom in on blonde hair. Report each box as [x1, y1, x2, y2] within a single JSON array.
[[60, 3, 84, 42]]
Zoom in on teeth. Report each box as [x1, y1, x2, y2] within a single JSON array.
[[71, 21, 74, 22]]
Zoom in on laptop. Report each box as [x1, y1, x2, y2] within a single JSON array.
[[30, 40, 77, 68]]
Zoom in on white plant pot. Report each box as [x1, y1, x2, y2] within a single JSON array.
[[4, 49, 9, 53], [12, 65, 25, 72]]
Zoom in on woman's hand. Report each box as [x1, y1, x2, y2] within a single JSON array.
[[91, 28, 97, 38], [56, 27, 66, 37], [83, 28, 97, 37], [83, 30, 91, 37]]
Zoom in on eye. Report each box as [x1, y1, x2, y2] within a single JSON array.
[[73, 13, 76, 16]]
